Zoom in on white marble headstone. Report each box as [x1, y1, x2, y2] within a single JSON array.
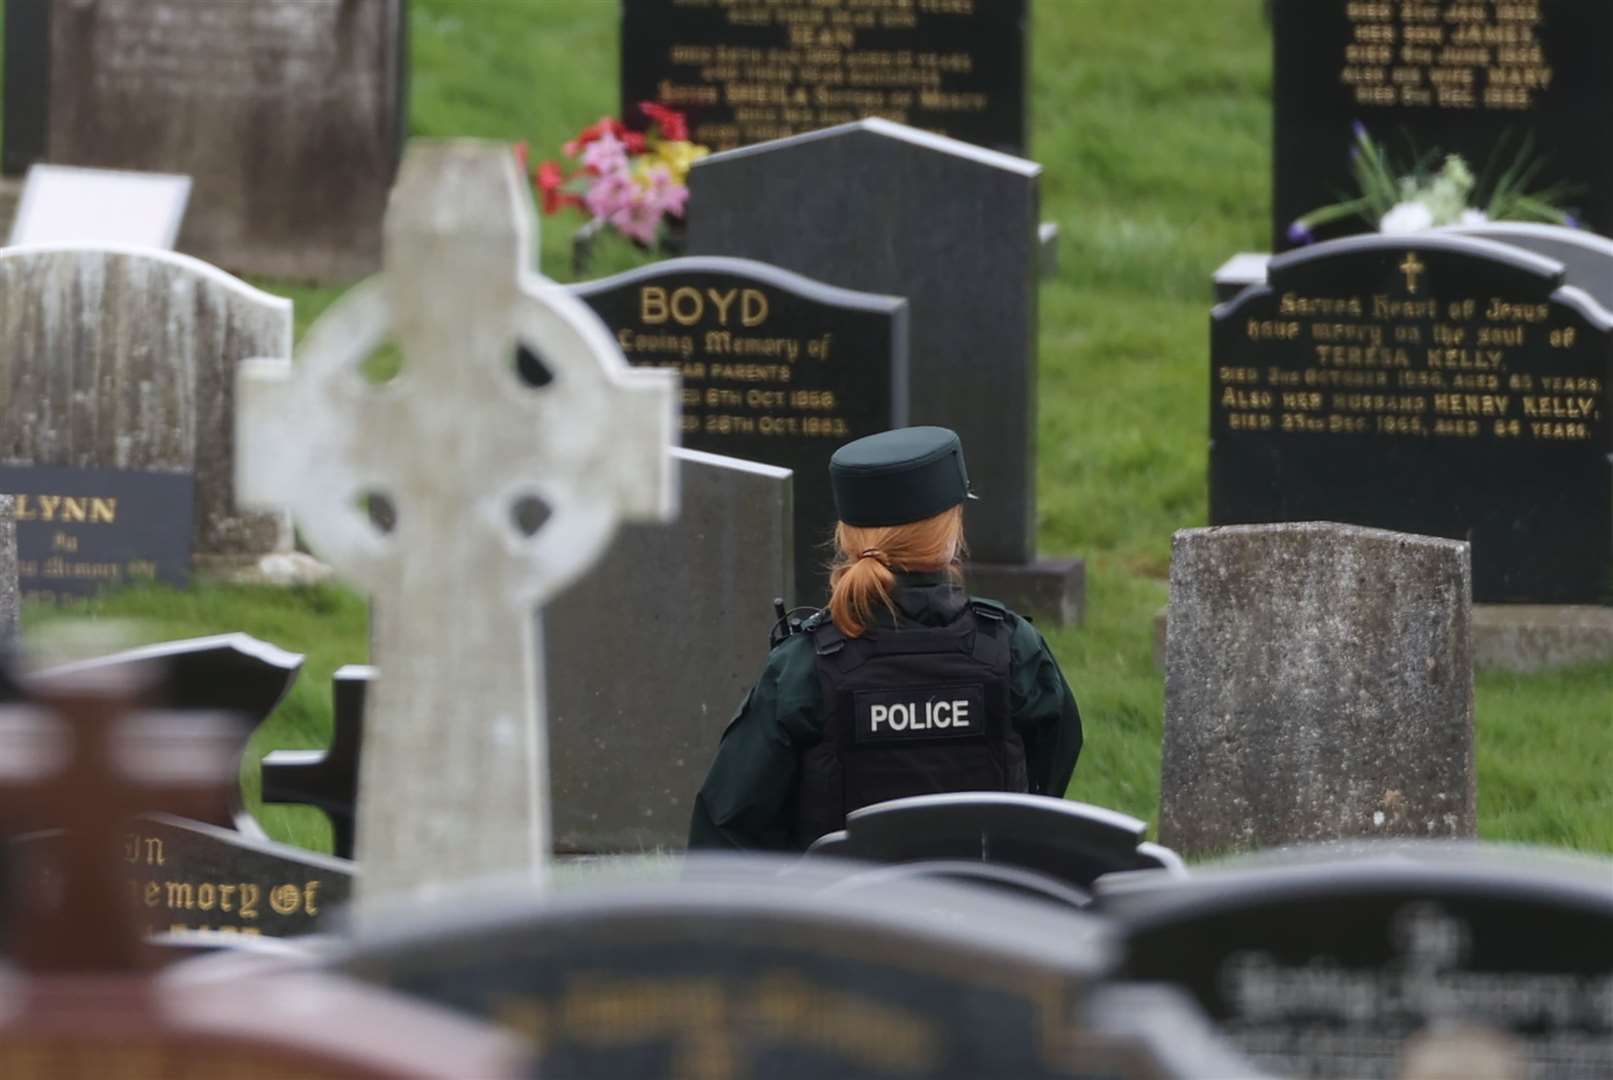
[[235, 140, 679, 899], [9, 165, 192, 250]]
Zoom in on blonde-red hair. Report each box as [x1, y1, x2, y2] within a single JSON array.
[[825, 505, 965, 637]]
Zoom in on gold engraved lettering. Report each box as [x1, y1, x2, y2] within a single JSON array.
[[239, 883, 260, 920]]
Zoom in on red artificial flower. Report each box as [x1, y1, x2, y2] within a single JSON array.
[[563, 116, 630, 157], [639, 101, 689, 142], [535, 160, 581, 215], [622, 130, 648, 154]]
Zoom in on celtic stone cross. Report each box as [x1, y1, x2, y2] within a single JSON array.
[[236, 141, 678, 899]]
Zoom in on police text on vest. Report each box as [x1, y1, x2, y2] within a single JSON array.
[[869, 699, 972, 732]]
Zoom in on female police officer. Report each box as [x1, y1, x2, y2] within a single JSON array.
[[689, 426, 1083, 851]]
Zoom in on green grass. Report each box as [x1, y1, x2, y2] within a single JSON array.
[[17, 1, 1613, 856]]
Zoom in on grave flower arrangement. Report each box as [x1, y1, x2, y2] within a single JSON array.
[[528, 103, 709, 248], [1288, 123, 1579, 244]]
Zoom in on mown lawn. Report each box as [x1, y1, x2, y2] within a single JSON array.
[[20, 0, 1613, 855]]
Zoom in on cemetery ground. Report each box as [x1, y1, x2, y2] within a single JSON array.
[[10, 0, 1611, 855]]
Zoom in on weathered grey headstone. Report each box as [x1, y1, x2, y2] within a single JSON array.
[[549, 448, 789, 853], [687, 119, 1083, 624], [12, 0, 407, 282], [1449, 221, 1613, 313], [236, 140, 679, 899], [0, 245, 293, 562], [1160, 523, 1475, 858], [0, 496, 16, 649]]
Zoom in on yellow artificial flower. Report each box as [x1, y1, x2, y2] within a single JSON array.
[[654, 140, 710, 185]]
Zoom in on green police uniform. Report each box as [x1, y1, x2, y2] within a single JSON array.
[[683, 422, 1077, 857], [688, 569, 1083, 850]]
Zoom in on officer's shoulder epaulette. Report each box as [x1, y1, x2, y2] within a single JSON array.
[[967, 596, 1009, 622]]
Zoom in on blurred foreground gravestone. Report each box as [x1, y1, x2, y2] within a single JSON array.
[[688, 119, 1085, 625], [5, 0, 407, 282], [1160, 523, 1475, 858], [0, 664, 529, 1077], [1104, 846, 1613, 1079], [236, 140, 679, 898], [0, 244, 293, 565], [806, 793, 1185, 899], [338, 857, 1263, 1079], [573, 256, 904, 606], [262, 448, 790, 857]]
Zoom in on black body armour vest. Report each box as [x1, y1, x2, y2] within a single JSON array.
[[793, 602, 1026, 848]]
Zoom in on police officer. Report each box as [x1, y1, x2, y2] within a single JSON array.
[[689, 426, 1083, 851]]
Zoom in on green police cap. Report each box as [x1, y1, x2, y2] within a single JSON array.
[[829, 426, 974, 527]]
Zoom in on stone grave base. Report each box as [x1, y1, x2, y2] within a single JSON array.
[[967, 556, 1085, 627], [192, 552, 335, 588], [1154, 603, 1613, 674]]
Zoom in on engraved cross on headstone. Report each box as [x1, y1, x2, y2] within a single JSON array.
[[235, 141, 678, 898]]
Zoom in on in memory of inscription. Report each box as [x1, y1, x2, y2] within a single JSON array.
[[1211, 233, 1612, 604], [573, 256, 907, 605], [1272, 0, 1613, 247], [622, 0, 1028, 155]]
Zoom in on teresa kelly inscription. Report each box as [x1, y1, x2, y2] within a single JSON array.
[[1220, 253, 1602, 444], [1339, 2, 1555, 112]]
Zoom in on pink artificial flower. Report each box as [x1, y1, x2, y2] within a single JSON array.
[[638, 164, 689, 219], [611, 199, 662, 246], [580, 131, 630, 178], [584, 170, 639, 222]]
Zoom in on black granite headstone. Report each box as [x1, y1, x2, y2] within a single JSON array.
[[1, 0, 50, 177], [0, 465, 193, 602], [26, 632, 306, 831], [621, 0, 1029, 155], [1108, 854, 1613, 1079], [340, 857, 1137, 1079], [1272, 0, 1613, 249], [689, 120, 1041, 568], [573, 256, 907, 604], [805, 793, 1186, 897], [260, 664, 366, 861], [1211, 233, 1613, 603]]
